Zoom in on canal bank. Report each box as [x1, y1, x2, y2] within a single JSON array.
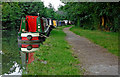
[[25, 26, 83, 75]]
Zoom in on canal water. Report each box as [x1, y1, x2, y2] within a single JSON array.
[[2, 31, 41, 76]]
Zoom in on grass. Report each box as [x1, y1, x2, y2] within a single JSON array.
[[70, 26, 119, 56], [25, 26, 83, 75]]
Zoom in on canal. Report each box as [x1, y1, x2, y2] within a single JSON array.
[[2, 30, 41, 75]]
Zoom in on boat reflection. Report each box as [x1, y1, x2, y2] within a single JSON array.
[[18, 42, 41, 70]]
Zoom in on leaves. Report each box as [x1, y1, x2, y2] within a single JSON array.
[[2, 2, 46, 31], [58, 2, 120, 32]]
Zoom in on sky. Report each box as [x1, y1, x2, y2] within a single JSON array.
[[41, 0, 65, 11]]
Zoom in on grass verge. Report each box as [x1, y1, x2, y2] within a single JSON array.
[[26, 26, 82, 75], [70, 26, 118, 56]]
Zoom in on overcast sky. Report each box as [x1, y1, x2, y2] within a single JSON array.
[[41, 0, 65, 11]]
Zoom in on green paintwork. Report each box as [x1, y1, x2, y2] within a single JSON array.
[[20, 17, 26, 32], [37, 17, 43, 33], [18, 32, 21, 37], [18, 17, 44, 38]]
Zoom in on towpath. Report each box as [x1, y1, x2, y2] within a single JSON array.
[[63, 26, 118, 75]]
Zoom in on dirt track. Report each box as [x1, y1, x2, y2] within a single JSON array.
[[63, 26, 118, 75]]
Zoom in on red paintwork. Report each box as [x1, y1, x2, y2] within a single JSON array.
[[28, 53, 35, 64], [22, 37, 39, 40], [21, 44, 39, 48], [26, 16, 38, 32]]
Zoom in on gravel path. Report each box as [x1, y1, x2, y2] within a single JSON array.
[[63, 26, 118, 75]]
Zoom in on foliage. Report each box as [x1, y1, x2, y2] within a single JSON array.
[[70, 26, 119, 56], [44, 3, 55, 19], [59, 2, 120, 32], [2, 2, 21, 31], [2, 2, 57, 32], [18, 2, 45, 17]]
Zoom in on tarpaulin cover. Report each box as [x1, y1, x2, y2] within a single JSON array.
[[26, 16, 38, 32], [47, 19, 49, 25], [53, 20, 56, 27], [40, 18, 44, 32]]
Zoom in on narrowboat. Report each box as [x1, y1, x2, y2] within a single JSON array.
[[47, 18, 53, 26], [18, 15, 51, 43], [58, 20, 65, 26], [42, 17, 52, 36]]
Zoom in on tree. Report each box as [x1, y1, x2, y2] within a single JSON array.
[[2, 2, 21, 31], [2, 2, 46, 32], [45, 3, 55, 19], [58, 2, 120, 32]]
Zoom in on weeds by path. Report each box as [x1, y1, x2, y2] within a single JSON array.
[[70, 26, 118, 56]]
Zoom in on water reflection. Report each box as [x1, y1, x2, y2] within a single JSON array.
[[20, 52, 35, 67], [18, 40, 42, 74], [18, 42, 40, 53], [2, 36, 42, 75]]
